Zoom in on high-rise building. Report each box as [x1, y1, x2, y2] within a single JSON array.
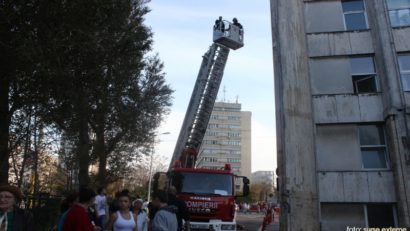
[[196, 101, 252, 179], [271, 0, 410, 230]]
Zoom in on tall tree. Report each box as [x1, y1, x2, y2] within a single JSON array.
[[38, 0, 172, 187], [84, 0, 172, 187], [0, 0, 42, 184]]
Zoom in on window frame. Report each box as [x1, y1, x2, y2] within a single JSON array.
[[350, 56, 379, 94], [358, 124, 390, 170], [387, 0, 410, 27], [321, 203, 397, 228], [342, 0, 369, 31], [398, 54, 410, 91], [364, 204, 397, 228]]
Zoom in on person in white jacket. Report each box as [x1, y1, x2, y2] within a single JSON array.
[[132, 199, 148, 231]]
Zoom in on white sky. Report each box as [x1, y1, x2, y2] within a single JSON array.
[[145, 0, 276, 172]]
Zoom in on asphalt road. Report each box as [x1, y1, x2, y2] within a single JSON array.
[[236, 212, 265, 231]]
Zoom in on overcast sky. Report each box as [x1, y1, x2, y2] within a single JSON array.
[[145, 0, 276, 172]]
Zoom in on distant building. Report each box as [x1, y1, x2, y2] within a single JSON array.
[[272, 0, 410, 230], [251, 171, 274, 186], [197, 101, 252, 179], [251, 171, 276, 202]]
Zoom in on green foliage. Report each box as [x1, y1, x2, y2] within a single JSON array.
[[249, 182, 274, 202], [1, 0, 173, 188]]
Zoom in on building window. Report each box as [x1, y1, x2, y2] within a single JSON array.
[[359, 125, 389, 169], [228, 132, 240, 137], [321, 203, 396, 229], [227, 158, 240, 163], [366, 204, 395, 228], [342, 0, 368, 30], [387, 0, 410, 27], [350, 56, 378, 93], [398, 54, 410, 91], [208, 124, 218, 128], [228, 116, 240, 120], [204, 140, 218, 145], [204, 157, 218, 163]]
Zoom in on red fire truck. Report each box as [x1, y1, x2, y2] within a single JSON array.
[[153, 18, 249, 231]]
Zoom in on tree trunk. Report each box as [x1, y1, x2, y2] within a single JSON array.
[[76, 87, 91, 188], [0, 77, 10, 185], [18, 111, 32, 188], [77, 115, 91, 188], [96, 126, 107, 188], [32, 115, 40, 194]]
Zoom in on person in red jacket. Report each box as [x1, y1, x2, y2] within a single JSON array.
[[63, 187, 101, 231]]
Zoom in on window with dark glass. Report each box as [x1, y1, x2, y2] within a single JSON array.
[[350, 57, 378, 93], [367, 204, 395, 228], [342, 0, 368, 30], [387, 0, 410, 27], [359, 125, 388, 169], [172, 172, 233, 195], [398, 54, 410, 91]]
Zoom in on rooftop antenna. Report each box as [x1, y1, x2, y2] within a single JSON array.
[[236, 95, 239, 103]]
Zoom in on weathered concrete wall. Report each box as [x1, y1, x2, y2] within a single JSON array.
[[240, 111, 252, 178], [318, 171, 396, 202], [271, 0, 319, 230], [313, 94, 384, 123], [272, 0, 410, 228], [366, 0, 410, 227], [307, 31, 374, 57]]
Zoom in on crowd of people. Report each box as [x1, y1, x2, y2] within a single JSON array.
[[0, 182, 190, 231], [238, 201, 272, 214], [56, 186, 190, 231]]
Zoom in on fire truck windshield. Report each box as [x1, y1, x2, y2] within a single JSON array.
[[172, 172, 233, 196]]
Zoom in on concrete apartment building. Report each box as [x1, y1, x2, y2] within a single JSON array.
[[271, 0, 410, 230], [196, 101, 252, 179]]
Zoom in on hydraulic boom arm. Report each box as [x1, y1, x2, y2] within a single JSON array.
[[170, 19, 244, 169]]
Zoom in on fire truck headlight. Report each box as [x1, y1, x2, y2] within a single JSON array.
[[221, 224, 236, 230]]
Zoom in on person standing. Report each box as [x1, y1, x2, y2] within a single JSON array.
[[232, 17, 243, 29], [106, 191, 137, 231], [0, 185, 34, 231], [167, 186, 190, 231], [151, 191, 178, 231], [95, 187, 108, 228], [214, 16, 225, 32], [63, 187, 101, 231], [132, 199, 148, 231], [57, 192, 78, 231]]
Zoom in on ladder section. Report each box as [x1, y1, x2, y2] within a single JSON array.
[[170, 43, 230, 168]]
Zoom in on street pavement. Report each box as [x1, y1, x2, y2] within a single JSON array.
[[236, 212, 279, 231]]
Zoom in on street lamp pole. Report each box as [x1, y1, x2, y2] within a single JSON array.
[[147, 132, 170, 202], [147, 147, 154, 202]]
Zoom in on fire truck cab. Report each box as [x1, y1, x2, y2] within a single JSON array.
[[153, 165, 250, 231]]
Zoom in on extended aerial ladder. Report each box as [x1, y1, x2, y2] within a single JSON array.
[[170, 18, 244, 169]]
